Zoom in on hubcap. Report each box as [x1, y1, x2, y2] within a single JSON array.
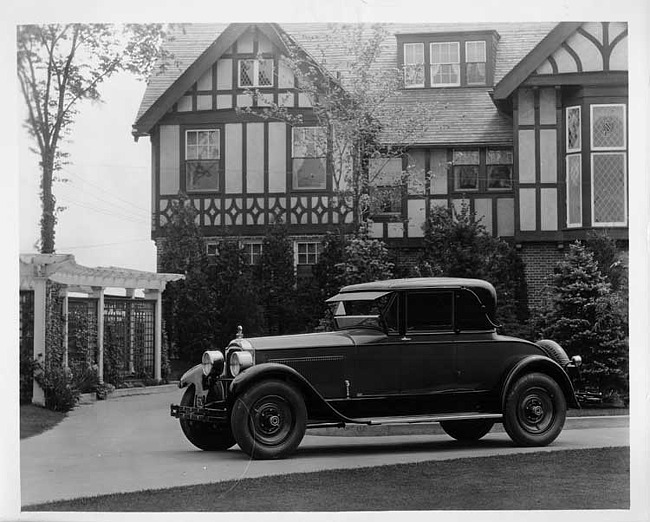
[[517, 387, 554, 434], [250, 395, 292, 445]]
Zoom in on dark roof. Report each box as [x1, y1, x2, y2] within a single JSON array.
[[135, 22, 558, 143], [339, 277, 496, 294]]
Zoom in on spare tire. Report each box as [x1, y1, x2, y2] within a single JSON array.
[[536, 339, 570, 367]]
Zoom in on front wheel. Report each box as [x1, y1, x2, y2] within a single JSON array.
[[503, 372, 566, 447], [231, 380, 307, 460], [179, 386, 236, 451], [440, 419, 495, 441]]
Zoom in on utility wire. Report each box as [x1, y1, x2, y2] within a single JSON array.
[[57, 238, 153, 250]]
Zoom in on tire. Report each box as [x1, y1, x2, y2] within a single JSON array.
[[179, 386, 236, 451], [440, 419, 495, 441], [503, 372, 567, 447], [536, 339, 570, 367], [230, 380, 307, 460]]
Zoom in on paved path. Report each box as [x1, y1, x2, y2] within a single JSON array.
[[21, 388, 629, 506]]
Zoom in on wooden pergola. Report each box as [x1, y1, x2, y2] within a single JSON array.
[[20, 254, 184, 405]]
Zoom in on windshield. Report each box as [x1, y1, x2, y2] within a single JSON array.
[[330, 293, 396, 331]]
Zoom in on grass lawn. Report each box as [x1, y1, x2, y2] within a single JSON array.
[[20, 404, 67, 439], [25, 446, 629, 512]]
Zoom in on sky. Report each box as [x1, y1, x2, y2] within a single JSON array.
[[18, 74, 157, 272], [2, 0, 650, 521]]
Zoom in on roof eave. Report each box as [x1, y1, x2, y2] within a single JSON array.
[[493, 22, 583, 101]]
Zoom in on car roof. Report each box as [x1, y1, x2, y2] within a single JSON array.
[[339, 277, 497, 298]]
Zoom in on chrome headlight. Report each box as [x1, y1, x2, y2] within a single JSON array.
[[229, 351, 254, 377], [201, 350, 224, 376]]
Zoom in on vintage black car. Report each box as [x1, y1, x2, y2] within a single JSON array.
[[171, 277, 582, 459]]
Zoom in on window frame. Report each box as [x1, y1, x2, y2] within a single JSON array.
[[242, 241, 263, 266], [486, 149, 513, 191], [291, 126, 328, 191], [452, 149, 480, 192], [184, 128, 221, 193], [565, 153, 583, 228], [238, 58, 275, 89], [403, 42, 425, 88], [566, 106, 582, 153], [590, 152, 628, 227], [590, 103, 626, 152], [405, 290, 454, 333], [464, 40, 487, 86], [296, 241, 319, 265], [430, 42, 461, 87]]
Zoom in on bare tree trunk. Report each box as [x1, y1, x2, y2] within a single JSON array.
[[40, 151, 56, 253]]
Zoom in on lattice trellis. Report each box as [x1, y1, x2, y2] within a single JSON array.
[[592, 153, 626, 224]]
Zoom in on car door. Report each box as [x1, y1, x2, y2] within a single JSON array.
[[399, 290, 458, 399]]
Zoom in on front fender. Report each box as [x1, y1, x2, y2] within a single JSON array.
[[501, 355, 580, 409], [178, 364, 203, 391], [229, 363, 366, 424]]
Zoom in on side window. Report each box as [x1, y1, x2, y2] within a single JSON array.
[[381, 294, 399, 333], [406, 291, 453, 331], [455, 290, 491, 330]]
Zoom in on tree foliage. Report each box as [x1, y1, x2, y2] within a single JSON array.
[[160, 197, 218, 362], [419, 204, 529, 336], [17, 23, 174, 253], [534, 242, 628, 393]]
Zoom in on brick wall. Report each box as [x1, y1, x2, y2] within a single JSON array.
[[519, 243, 566, 310]]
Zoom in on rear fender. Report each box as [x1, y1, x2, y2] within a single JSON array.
[[229, 363, 363, 424], [501, 355, 580, 409]]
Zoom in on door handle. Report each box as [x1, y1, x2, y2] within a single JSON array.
[[400, 336, 411, 341]]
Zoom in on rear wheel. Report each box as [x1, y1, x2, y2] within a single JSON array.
[[231, 380, 307, 460], [440, 419, 495, 441], [503, 372, 566, 447], [179, 386, 236, 451]]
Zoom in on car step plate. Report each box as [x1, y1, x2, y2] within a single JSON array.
[[357, 412, 503, 426]]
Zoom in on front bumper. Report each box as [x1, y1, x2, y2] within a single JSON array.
[[170, 404, 228, 424]]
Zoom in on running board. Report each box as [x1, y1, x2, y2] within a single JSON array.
[[307, 412, 502, 429], [356, 412, 502, 426]]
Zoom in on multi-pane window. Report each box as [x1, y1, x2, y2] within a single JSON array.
[[403, 43, 425, 88], [292, 126, 327, 190], [453, 150, 479, 191], [185, 130, 220, 192], [239, 58, 274, 88], [486, 149, 513, 190], [590, 104, 627, 226], [369, 157, 403, 215], [465, 41, 486, 85], [297, 242, 319, 265], [243, 242, 263, 265], [430, 42, 460, 86]]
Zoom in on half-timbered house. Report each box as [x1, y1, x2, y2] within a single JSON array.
[[132, 22, 628, 304]]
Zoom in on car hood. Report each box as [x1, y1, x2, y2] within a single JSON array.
[[228, 329, 386, 352]]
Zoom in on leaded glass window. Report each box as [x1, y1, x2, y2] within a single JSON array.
[[404, 43, 425, 88], [566, 154, 582, 227], [430, 42, 460, 86], [591, 153, 627, 226], [185, 129, 220, 192], [239, 58, 274, 88], [453, 150, 479, 191], [566, 106, 581, 153], [486, 149, 513, 190], [292, 127, 327, 190], [591, 104, 626, 150], [465, 41, 486, 85]]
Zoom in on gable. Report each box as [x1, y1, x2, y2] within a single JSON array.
[[494, 22, 627, 100]]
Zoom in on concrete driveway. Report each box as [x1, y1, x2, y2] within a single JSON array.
[[20, 386, 629, 506]]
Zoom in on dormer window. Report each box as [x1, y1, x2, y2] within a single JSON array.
[[430, 42, 460, 87], [398, 31, 497, 88], [404, 43, 425, 88], [465, 41, 487, 85]]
